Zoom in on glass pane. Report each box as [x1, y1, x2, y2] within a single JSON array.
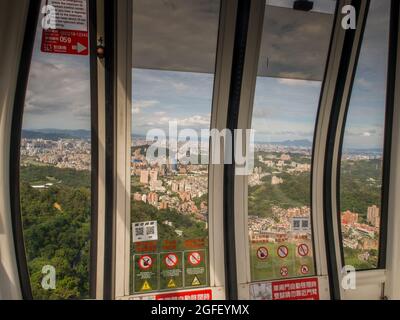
[[339, 0, 390, 270], [20, 0, 92, 299], [248, 0, 336, 282], [130, 0, 220, 296]]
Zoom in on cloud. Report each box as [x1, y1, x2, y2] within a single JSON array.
[[132, 100, 159, 114], [277, 78, 320, 87], [24, 59, 90, 118]]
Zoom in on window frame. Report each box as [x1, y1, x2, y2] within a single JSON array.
[[235, 0, 342, 300], [113, 0, 238, 300], [335, 0, 396, 273], [10, 0, 99, 300]]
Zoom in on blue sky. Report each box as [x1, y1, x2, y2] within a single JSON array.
[[23, 0, 390, 149]]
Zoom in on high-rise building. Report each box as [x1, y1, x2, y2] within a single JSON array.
[[140, 170, 149, 184], [150, 170, 158, 183], [367, 205, 380, 228]]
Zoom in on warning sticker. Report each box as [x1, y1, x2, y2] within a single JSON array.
[[184, 250, 207, 288], [272, 278, 319, 300], [156, 289, 212, 301], [41, 0, 89, 56], [160, 252, 183, 291], [134, 254, 158, 293], [250, 278, 320, 300], [133, 221, 158, 243]]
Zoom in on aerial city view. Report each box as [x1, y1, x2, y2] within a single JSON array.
[[18, 0, 386, 300]]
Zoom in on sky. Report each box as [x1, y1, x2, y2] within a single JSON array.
[[23, 0, 390, 149]]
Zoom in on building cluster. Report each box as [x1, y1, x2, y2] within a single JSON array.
[[341, 205, 380, 254], [131, 141, 209, 222], [21, 138, 91, 171], [249, 206, 312, 244]]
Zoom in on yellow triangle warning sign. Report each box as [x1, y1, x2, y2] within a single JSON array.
[[191, 276, 201, 286], [167, 279, 176, 288], [141, 280, 152, 291]]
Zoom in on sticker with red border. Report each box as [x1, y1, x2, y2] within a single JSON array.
[[184, 250, 208, 288], [156, 289, 212, 300], [134, 254, 158, 293], [41, 0, 89, 56], [249, 278, 320, 300], [272, 278, 320, 300], [160, 252, 183, 290]]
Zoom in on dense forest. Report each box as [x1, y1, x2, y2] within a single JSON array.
[[20, 166, 91, 300], [20, 165, 208, 299]]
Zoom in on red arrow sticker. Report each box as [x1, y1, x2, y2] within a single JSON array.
[[41, 29, 89, 56]]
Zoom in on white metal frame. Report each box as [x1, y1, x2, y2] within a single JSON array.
[[328, 1, 388, 300], [113, 0, 238, 300], [385, 1, 400, 300], [234, 0, 377, 300]]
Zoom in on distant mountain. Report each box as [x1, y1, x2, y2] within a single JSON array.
[[259, 139, 313, 148], [22, 129, 91, 140]]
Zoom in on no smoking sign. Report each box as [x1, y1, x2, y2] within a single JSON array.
[[164, 253, 179, 268], [188, 252, 202, 266]]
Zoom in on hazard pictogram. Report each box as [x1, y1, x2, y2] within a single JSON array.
[[168, 278, 177, 288], [192, 276, 201, 286], [141, 280, 152, 291]]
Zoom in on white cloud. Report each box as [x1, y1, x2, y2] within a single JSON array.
[[132, 100, 159, 114]]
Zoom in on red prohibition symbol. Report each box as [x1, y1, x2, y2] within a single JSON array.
[[280, 266, 289, 277], [138, 255, 153, 270], [298, 243, 309, 257], [277, 245, 289, 259], [257, 247, 269, 260], [301, 265, 310, 275], [188, 252, 202, 266], [164, 253, 179, 268]]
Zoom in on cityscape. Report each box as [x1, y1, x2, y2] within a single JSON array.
[[20, 133, 382, 273]]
